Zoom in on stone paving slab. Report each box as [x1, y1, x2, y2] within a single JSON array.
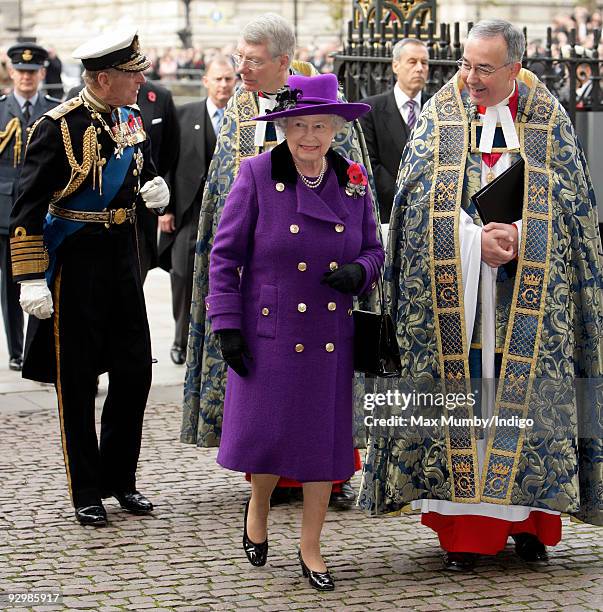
[[0, 402, 602, 611]]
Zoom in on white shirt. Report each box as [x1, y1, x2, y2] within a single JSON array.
[[393, 84, 422, 126]]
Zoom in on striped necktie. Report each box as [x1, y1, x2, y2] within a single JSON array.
[[405, 99, 417, 130]]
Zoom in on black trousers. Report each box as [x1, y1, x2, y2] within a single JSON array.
[[0, 234, 24, 360], [53, 228, 152, 508], [171, 203, 200, 349]]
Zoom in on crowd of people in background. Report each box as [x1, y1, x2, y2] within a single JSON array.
[[145, 42, 339, 80], [0, 41, 339, 96], [2, 7, 603, 98]]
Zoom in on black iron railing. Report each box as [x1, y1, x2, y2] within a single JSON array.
[[334, 20, 603, 125]]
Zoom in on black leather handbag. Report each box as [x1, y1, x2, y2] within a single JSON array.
[[352, 279, 402, 378]]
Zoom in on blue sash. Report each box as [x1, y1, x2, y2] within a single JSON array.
[[44, 107, 135, 284]]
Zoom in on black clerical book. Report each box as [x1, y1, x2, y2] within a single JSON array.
[[471, 158, 524, 225], [471, 158, 524, 278]]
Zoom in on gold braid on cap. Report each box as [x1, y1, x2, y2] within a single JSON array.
[[50, 118, 104, 204], [0, 117, 23, 166]]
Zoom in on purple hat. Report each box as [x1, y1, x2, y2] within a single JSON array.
[[253, 73, 370, 122]]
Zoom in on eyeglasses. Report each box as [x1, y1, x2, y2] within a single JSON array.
[[231, 53, 267, 70], [456, 58, 512, 77]]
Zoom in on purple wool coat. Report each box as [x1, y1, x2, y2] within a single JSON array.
[[206, 142, 384, 482]]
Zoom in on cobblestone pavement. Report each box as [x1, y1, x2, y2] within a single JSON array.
[[1, 401, 602, 612]]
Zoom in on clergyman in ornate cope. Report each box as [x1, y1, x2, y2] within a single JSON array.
[[358, 19, 603, 571]]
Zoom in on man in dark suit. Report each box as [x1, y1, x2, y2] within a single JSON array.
[[135, 80, 179, 281], [0, 43, 60, 371], [67, 79, 179, 281], [360, 38, 429, 228], [158, 56, 235, 365]]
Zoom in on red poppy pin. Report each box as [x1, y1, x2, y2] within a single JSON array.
[[147, 90, 157, 102], [128, 113, 135, 129], [345, 162, 367, 198]]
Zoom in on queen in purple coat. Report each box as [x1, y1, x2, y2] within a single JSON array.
[[206, 74, 383, 591]]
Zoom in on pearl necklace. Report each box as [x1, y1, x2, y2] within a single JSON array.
[[295, 156, 327, 189]]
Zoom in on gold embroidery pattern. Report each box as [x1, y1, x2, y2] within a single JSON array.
[[0, 116, 23, 166], [481, 81, 556, 504], [234, 91, 260, 174], [429, 79, 479, 502], [10, 228, 48, 277]]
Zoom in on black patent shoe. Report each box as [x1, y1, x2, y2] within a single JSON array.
[[8, 357, 23, 371], [114, 491, 154, 514], [298, 549, 335, 591], [513, 533, 549, 563], [170, 344, 186, 365], [75, 504, 107, 526], [443, 551, 478, 571], [243, 499, 268, 566], [329, 480, 356, 509]]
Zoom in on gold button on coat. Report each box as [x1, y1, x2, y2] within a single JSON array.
[[261, 307, 270, 316], [290, 224, 299, 234], [329, 261, 338, 271], [327, 302, 336, 311], [276, 182, 285, 192], [295, 343, 304, 353], [335, 224, 345, 233], [297, 262, 307, 271], [325, 343, 335, 352], [297, 303, 307, 313]]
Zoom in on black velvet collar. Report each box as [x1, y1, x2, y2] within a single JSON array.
[[270, 141, 350, 187]]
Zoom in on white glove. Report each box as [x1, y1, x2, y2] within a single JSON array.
[[140, 176, 170, 209], [19, 279, 53, 319]]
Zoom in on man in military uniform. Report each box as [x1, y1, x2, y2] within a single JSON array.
[[10, 28, 170, 526], [0, 43, 59, 371]]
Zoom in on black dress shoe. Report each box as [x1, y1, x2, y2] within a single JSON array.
[[243, 499, 268, 566], [443, 551, 478, 571], [298, 549, 335, 591], [75, 505, 107, 526], [329, 480, 356, 509], [270, 486, 292, 506], [114, 491, 154, 514], [513, 533, 549, 562], [8, 357, 23, 371], [170, 344, 186, 365]]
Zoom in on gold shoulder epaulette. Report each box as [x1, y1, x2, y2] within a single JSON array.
[[45, 96, 83, 121], [291, 60, 319, 77]]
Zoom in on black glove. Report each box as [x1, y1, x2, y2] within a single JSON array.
[[216, 329, 251, 377], [321, 263, 365, 294]]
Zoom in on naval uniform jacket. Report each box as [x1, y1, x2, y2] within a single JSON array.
[[206, 142, 384, 481], [0, 92, 60, 234], [9, 94, 157, 382]]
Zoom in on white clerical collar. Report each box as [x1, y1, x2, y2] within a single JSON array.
[[254, 93, 284, 147], [394, 84, 422, 112], [13, 91, 39, 111], [478, 82, 519, 154]]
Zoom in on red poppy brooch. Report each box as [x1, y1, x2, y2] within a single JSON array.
[[147, 90, 157, 102], [345, 162, 367, 198]]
